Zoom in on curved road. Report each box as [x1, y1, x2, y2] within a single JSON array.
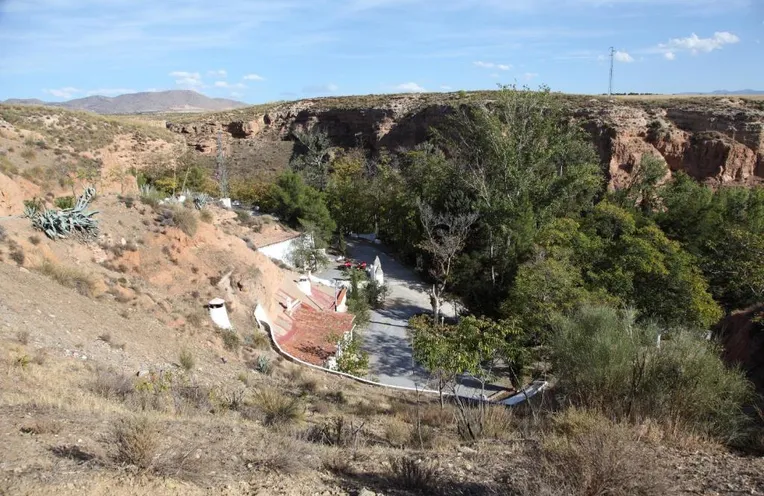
[[318, 240, 489, 398]]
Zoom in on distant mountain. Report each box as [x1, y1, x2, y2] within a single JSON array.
[[1, 90, 248, 114], [708, 89, 764, 95], [678, 89, 764, 96]]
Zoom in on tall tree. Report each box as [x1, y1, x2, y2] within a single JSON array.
[[268, 170, 336, 242], [417, 201, 478, 324]]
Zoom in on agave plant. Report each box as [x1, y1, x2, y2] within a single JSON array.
[[29, 186, 99, 240]]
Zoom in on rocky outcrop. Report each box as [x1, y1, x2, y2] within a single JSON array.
[[715, 304, 764, 396], [166, 95, 764, 188]]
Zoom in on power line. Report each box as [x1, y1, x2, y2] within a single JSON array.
[[608, 46, 615, 96]]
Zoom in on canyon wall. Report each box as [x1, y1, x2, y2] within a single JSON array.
[[166, 95, 764, 187]]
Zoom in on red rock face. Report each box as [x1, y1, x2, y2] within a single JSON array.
[[166, 96, 764, 188]]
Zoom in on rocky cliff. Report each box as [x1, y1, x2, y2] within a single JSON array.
[[165, 93, 764, 187]]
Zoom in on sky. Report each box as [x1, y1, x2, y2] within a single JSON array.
[[0, 0, 762, 103]]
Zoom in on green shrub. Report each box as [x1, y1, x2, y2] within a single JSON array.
[[550, 305, 753, 442], [54, 196, 75, 209], [244, 331, 270, 350], [20, 148, 36, 160], [254, 355, 273, 375]]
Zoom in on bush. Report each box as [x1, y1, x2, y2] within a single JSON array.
[[530, 411, 667, 496], [244, 331, 270, 350], [111, 416, 158, 470], [550, 305, 753, 442], [0, 225, 6, 242], [388, 456, 440, 493], [10, 247, 25, 265], [306, 416, 365, 447], [171, 207, 198, 237], [20, 148, 36, 160], [37, 259, 98, 297], [384, 418, 411, 447], [179, 348, 195, 372], [247, 435, 315, 474], [199, 209, 213, 223], [90, 369, 134, 400], [54, 196, 75, 209], [28, 234, 41, 245], [253, 355, 273, 375], [252, 388, 304, 427], [220, 330, 241, 352], [139, 185, 163, 207]]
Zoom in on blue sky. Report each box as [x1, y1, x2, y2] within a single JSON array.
[[0, 0, 762, 103]]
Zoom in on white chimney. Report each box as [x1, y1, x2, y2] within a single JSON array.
[[297, 276, 312, 296], [208, 298, 232, 330]]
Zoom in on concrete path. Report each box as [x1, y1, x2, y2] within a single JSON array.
[[317, 240, 488, 399]]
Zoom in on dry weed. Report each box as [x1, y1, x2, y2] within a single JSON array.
[[20, 419, 63, 435], [251, 388, 304, 427], [388, 455, 440, 493], [111, 416, 159, 470], [37, 259, 98, 297]]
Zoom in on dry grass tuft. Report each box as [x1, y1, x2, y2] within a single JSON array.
[[16, 330, 30, 345], [20, 419, 63, 435], [251, 388, 304, 427], [527, 410, 667, 496], [111, 416, 159, 470], [388, 455, 440, 493], [37, 259, 98, 297], [179, 348, 195, 372], [90, 368, 134, 401], [247, 435, 316, 474], [199, 209, 213, 223], [384, 418, 412, 447]]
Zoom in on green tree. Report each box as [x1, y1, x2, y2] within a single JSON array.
[[613, 154, 668, 214], [581, 202, 722, 329], [268, 170, 336, 242], [436, 85, 603, 315], [410, 314, 526, 406]]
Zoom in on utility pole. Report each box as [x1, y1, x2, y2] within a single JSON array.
[[216, 130, 228, 199], [608, 46, 615, 96]]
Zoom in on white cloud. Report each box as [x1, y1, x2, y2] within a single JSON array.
[[243, 73, 265, 81], [43, 87, 80, 99], [84, 88, 135, 96], [169, 71, 203, 87], [614, 50, 634, 63], [523, 72, 539, 80], [473, 61, 512, 70], [230, 91, 243, 98], [214, 81, 246, 89], [440, 85, 453, 90], [393, 82, 426, 92], [658, 31, 740, 56], [664, 51, 676, 60], [208, 69, 227, 77]]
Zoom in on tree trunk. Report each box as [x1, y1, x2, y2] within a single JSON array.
[[430, 285, 441, 326]]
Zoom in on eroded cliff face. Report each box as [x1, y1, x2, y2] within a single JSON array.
[[166, 95, 764, 187]]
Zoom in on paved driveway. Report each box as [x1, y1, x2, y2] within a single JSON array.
[[318, 240, 488, 398]]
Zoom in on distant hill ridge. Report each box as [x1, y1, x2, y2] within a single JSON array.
[[2, 90, 247, 115]]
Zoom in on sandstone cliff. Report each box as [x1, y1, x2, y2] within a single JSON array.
[[166, 93, 764, 187]]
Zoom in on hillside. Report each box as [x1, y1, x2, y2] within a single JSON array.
[[1, 95, 764, 495], [3, 90, 247, 115]]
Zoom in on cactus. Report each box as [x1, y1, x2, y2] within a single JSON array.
[[29, 186, 99, 240], [193, 193, 210, 210]]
